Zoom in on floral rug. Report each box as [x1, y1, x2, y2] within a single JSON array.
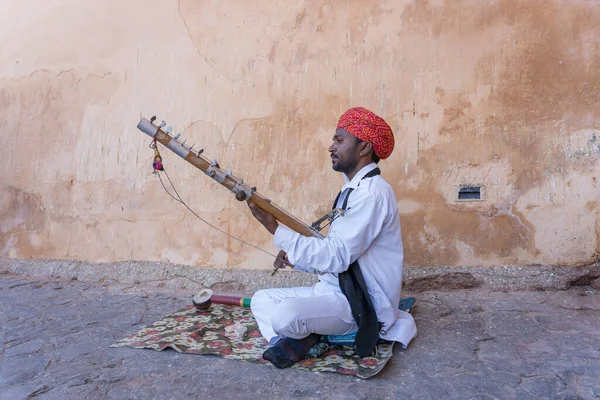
[[111, 299, 415, 379]]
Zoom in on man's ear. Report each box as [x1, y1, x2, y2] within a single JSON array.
[[360, 141, 373, 157]]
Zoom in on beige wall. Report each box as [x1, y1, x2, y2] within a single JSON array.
[[1, 0, 599, 270]]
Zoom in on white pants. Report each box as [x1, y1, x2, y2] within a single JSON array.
[[250, 285, 358, 344]]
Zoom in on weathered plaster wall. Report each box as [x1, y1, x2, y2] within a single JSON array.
[[1, 0, 599, 270]]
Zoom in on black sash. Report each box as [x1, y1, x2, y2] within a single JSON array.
[[333, 167, 381, 357]]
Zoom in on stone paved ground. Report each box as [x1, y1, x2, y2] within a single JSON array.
[[1, 271, 599, 400]]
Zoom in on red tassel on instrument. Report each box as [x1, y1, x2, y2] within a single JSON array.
[[151, 139, 164, 174]]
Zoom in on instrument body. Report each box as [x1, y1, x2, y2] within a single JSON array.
[[137, 117, 324, 239], [192, 288, 251, 311]]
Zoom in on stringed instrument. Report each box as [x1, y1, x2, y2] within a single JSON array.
[[137, 116, 344, 241]]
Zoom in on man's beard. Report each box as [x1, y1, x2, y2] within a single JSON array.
[[331, 154, 359, 175]]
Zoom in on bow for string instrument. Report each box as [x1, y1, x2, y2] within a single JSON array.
[[136, 116, 345, 255]]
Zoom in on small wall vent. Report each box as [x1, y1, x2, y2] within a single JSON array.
[[458, 185, 482, 200]]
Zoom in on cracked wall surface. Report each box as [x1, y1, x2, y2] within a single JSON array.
[[0, 0, 599, 270]]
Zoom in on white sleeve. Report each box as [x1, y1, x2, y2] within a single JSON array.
[[273, 189, 386, 274]]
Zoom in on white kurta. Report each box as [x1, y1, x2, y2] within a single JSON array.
[[252, 163, 417, 348]]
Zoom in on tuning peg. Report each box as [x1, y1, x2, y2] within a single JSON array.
[[165, 126, 172, 134], [159, 120, 166, 128], [150, 116, 156, 123], [174, 133, 181, 139], [189, 144, 195, 151]]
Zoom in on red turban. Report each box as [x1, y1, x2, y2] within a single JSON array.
[[336, 107, 395, 159]]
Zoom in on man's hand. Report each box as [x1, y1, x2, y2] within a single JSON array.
[[248, 201, 279, 235], [274, 250, 293, 271]]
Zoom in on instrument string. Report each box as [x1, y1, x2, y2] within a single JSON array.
[[156, 167, 277, 259], [156, 169, 182, 204]]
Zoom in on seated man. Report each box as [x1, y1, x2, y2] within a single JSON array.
[[247, 107, 417, 368]]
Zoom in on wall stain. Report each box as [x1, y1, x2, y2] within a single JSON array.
[[0, 183, 48, 258], [398, 0, 599, 266]]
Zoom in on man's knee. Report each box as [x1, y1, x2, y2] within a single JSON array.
[[271, 298, 307, 338], [250, 289, 271, 314]]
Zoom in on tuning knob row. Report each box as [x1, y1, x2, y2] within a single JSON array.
[[150, 116, 202, 157]]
